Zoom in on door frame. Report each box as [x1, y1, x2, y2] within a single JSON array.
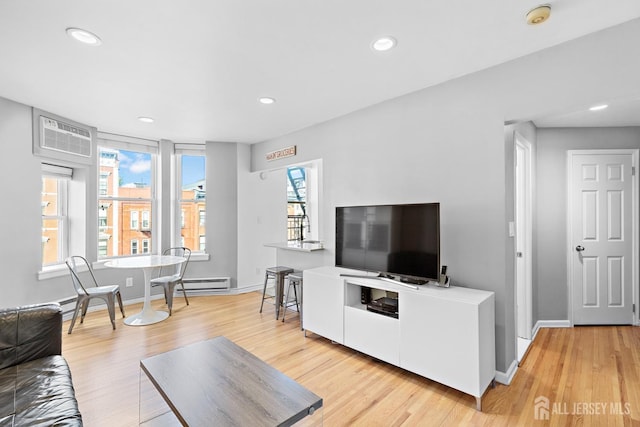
[[566, 149, 640, 326], [514, 133, 533, 340]]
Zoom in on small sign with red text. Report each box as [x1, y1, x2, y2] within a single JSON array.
[[266, 146, 296, 161]]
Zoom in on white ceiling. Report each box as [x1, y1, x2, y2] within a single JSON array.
[[1, 1, 640, 143]]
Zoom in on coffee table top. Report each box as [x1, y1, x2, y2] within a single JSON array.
[[140, 336, 323, 426]]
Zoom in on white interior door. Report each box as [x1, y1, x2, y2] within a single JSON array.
[[515, 136, 532, 340], [569, 150, 637, 325]]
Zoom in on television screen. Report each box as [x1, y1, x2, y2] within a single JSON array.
[[336, 203, 440, 281]]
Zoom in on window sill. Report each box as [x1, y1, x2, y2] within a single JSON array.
[[38, 264, 69, 280]]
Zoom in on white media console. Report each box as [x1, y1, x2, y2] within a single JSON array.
[[302, 266, 495, 410]]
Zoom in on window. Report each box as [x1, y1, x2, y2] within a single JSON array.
[[175, 147, 206, 252], [287, 166, 307, 241], [41, 164, 71, 267], [131, 211, 139, 230], [98, 240, 108, 257], [99, 172, 109, 196], [142, 210, 150, 230], [98, 135, 157, 258]]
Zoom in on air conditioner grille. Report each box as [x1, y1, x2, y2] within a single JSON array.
[[41, 117, 91, 157]]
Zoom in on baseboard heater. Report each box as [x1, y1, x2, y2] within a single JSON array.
[[180, 277, 231, 294], [57, 296, 80, 321]]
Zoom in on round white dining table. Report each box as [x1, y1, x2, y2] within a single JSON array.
[[105, 255, 186, 326]]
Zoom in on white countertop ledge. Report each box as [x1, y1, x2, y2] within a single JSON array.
[[264, 241, 325, 252]]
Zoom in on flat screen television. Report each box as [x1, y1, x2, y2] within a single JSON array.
[[335, 203, 440, 283]]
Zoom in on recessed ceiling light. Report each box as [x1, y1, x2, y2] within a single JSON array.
[[525, 5, 551, 25], [138, 116, 154, 123], [258, 97, 276, 105], [372, 36, 397, 52], [65, 27, 102, 46], [589, 104, 608, 111]]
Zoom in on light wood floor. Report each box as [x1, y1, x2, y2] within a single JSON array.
[[62, 293, 640, 426]]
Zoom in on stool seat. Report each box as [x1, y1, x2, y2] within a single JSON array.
[[266, 266, 295, 275], [259, 266, 294, 319], [287, 272, 303, 281]]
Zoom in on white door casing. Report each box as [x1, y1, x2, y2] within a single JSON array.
[[568, 150, 638, 325], [515, 134, 533, 340]]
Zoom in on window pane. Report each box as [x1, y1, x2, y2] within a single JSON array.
[[99, 147, 154, 258], [42, 177, 58, 215], [181, 155, 205, 195], [42, 218, 60, 266], [180, 202, 205, 252], [287, 166, 307, 241], [42, 176, 65, 266], [179, 154, 206, 251]]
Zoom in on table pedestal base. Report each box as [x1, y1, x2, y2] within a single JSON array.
[[125, 309, 168, 326]]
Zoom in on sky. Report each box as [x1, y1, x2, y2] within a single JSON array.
[[118, 151, 205, 187]]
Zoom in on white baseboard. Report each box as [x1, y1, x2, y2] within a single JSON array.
[[495, 320, 571, 385], [60, 285, 265, 320], [61, 294, 165, 321], [533, 319, 571, 337], [495, 359, 518, 385], [228, 284, 263, 294]]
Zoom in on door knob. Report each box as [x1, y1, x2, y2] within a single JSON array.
[[575, 245, 585, 252]]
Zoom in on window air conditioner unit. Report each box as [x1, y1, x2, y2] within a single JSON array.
[[33, 108, 95, 165]]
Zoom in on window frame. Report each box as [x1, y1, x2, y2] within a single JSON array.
[[97, 134, 158, 259], [41, 164, 72, 268], [174, 144, 206, 254]]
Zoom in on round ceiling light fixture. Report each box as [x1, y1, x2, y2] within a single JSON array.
[[137, 116, 154, 123], [66, 27, 102, 46], [258, 97, 276, 105], [371, 36, 397, 52], [526, 5, 551, 25]]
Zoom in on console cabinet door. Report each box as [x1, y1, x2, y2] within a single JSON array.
[[399, 293, 482, 397], [303, 271, 344, 344]]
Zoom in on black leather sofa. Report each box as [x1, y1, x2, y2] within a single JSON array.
[[0, 303, 82, 426]]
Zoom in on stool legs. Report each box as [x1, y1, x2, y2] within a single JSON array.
[[259, 267, 295, 319], [282, 278, 300, 323], [259, 272, 271, 314]]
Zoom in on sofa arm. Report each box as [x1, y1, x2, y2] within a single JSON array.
[[0, 303, 62, 370]]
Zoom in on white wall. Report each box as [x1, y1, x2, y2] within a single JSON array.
[[236, 145, 282, 288], [246, 19, 640, 373], [0, 97, 45, 306]]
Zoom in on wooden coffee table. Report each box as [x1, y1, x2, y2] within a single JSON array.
[[139, 336, 323, 426]]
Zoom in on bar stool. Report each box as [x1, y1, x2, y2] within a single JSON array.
[[282, 271, 303, 329], [259, 266, 294, 319]]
